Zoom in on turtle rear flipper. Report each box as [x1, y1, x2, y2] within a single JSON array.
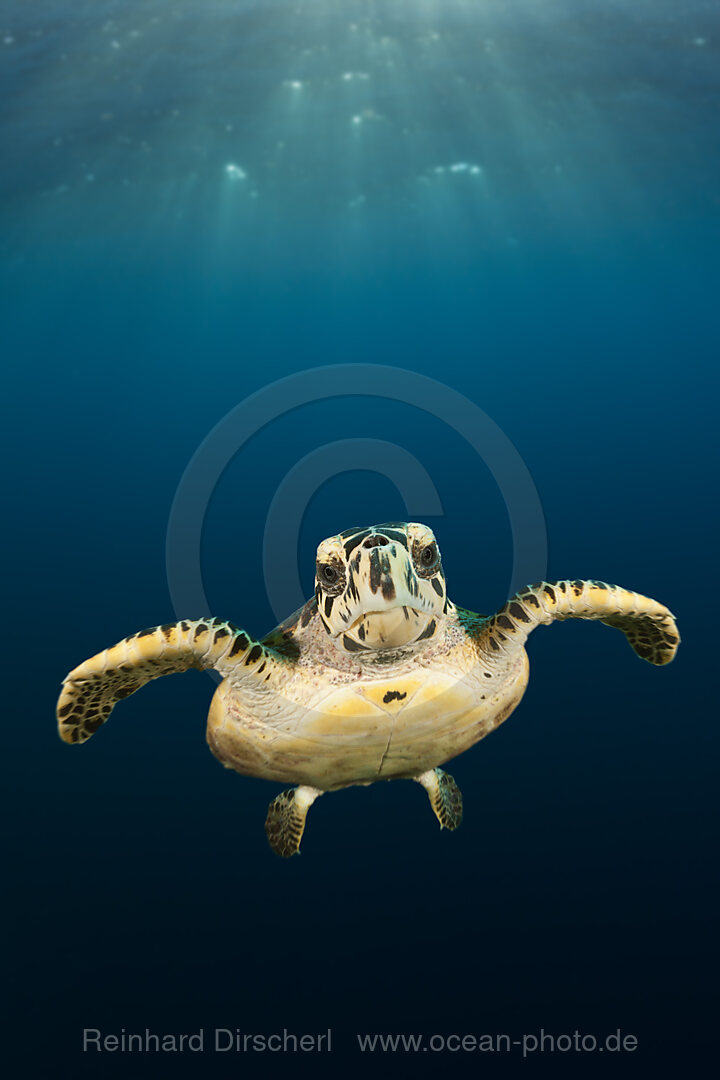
[[57, 619, 281, 744], [416, 767, 463, 830], [264, 787, 322, 857]]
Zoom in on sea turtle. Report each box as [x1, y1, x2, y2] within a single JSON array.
[[57, 522, 679, 856]]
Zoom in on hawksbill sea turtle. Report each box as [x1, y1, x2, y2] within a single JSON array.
[[57, 522, 679, 856]]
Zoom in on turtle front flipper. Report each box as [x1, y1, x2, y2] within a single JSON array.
[[484, 581, 680, 665], [264, 787, 322, 857], [416, 767, 463, 830], [57, 619, 281, 744]]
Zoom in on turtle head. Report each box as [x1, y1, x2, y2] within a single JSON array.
[[314, 522, 447, 652]]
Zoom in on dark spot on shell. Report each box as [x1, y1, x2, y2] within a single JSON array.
[[383, 690, 407, 703]]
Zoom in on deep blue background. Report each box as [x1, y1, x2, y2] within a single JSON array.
[[2, 2, 719, 1077]]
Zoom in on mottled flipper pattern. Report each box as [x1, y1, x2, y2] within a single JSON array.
[[416, 767, 463, 830], [57, 618, 275, 744], [484, 580, 679, 665], [265, 786, 322, 857]]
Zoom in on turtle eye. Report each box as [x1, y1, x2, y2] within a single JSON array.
[[321, 564, 339, 585], [412, 538, 440, 578], [316, 557, 345, 596], [421, 544, 436, 566], [420, 543, 438, 567]]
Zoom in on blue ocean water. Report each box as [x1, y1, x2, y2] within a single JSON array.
[[3, 1, 719, 1076]]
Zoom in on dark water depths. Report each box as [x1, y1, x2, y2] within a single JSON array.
[[3, 1, 719, 1076]]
